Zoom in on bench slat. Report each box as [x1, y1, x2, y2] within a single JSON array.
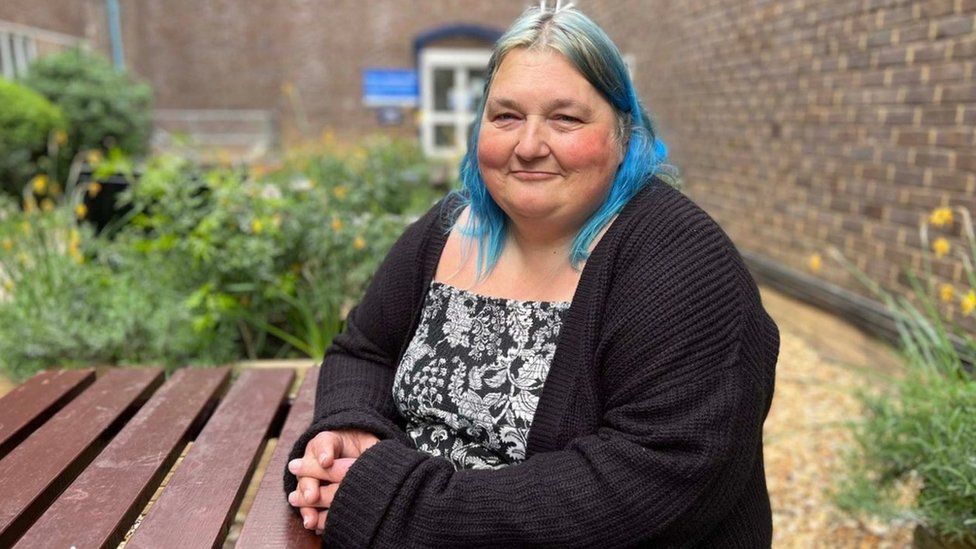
[[0, 367, 163, 548], [14, 367, 230, 549], [237, 367, 322, 549], [0, 368, 95, 458], [126, 368, 294, 549]]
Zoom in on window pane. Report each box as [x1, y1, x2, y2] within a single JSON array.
[[468, 68, 487, 111], [434, 124, 456, 147], [433, 68, 454, 112]]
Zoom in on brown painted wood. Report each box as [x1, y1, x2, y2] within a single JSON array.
[[14, 367, 230, 549], [0, 369, 95, 458], [126, 368, 294, 549], [0, 367, 163, 548], [237, 367, 322, 549]]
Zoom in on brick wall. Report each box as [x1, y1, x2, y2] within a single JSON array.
[[589, 0, 975, 317], [0, 0, 92, 38], [116, 0, 532, 144]]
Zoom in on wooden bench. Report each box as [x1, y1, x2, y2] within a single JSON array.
[[0, 365, 323, 548]]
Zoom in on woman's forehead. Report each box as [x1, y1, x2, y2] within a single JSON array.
[[487, 49, 608, 110]]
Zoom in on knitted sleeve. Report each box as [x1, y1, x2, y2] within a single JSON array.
[[282, 200, 447, 498], [317, 210, 779, 548]]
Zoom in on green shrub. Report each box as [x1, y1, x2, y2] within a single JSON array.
[[23, 48, 152, 160], [832, 207, 976, 543], [0, 137, 440, 379], [0, 78, 65, 197], [106, 138, 440, 361], [0, 199, 236, 381]]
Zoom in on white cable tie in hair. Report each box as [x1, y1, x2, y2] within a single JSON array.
[[539, 0, 547, 11]]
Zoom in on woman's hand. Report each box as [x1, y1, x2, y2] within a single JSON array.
[[287, 429, 380, 534]]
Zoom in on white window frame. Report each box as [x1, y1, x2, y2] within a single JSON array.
[[419, 48, 492, 159], [0, 30, 36, 79], [0, 20, 82, 80]]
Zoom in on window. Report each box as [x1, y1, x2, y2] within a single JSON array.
[[0, 30, 37, 79], [419, 48, 491, 158]]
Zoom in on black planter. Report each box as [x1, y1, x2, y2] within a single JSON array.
[[77, 166, 137, 234]]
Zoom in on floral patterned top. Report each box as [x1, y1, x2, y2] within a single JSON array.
[[392, 281, 571, 470]]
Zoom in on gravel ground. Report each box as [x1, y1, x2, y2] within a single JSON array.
[[761, 288, 915, 548]]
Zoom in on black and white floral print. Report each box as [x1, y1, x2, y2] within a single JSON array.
[[393, 281, 570, 470]]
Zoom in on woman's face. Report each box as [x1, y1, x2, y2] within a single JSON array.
[[477, 48, 622, 232]]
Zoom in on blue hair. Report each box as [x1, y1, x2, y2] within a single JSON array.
[[449, 5, 675, 278]]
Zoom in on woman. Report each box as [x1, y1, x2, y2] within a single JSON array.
[[284, 4, 779, 547]]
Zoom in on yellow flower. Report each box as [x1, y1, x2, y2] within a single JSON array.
[[928, 207, 954, 228], [87, 182, 102, 198], [41, 198, 55, 212], [68, 229, 83, 263], [962, 290, 976, 316], [75, 203, 88, 220], [31, 174, 48, 195], [354, 235, 366, 250], [2, 279, 13, 292], [939, 284, 955, 303], [54, 129, 68, 146], [807, 253, 822, 273], [932, 237, 950, 258], [331, 216, 343, 232], [251, 218, 264, 234], [332, 185, 348, 200], [86, 150, 103, 165], [2, 238, 12, 251], [19, 221, 30, 234]]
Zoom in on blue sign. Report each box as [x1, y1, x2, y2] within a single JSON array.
[[363, 69, 418, 107]]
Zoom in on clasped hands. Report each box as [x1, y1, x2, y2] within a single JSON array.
[[287, 429, 380, 536]]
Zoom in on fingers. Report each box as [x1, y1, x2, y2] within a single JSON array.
[[288, 457, 350, 483], [298, 475, 320, 505], [288, 478, 342, 508], [315, 509, 329, 536], [308, 431, 346, 468], [298, 507, 318, 530]]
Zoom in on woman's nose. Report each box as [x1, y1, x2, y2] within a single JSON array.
[[514, 118, 551, 160]]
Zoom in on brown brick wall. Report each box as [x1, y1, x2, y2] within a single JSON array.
[[116, 0, 532, 143], [590, 0, 975, 317], [0, 0, 91, 37]]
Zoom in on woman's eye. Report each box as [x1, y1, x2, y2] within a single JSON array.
[[494, 113, 518, 121], [554, 115, 581, 123]]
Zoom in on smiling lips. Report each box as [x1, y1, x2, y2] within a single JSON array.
[[509, 170, 560, 181]]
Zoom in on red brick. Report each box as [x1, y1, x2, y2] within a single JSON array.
[[933, 15, 974, 39], [896, 129, 931, 146], [876, 45, 911, 67], [950, 38, 976, 59], [928, 62, 967, 82], [912, 42, 949, 63], [920, 0, 957, 18], [959, 153, 976, 173], [913, 149, 953, 169], [942, 83, 976, 102]]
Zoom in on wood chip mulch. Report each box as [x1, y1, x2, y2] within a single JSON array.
[[762, 288, 915, 548]]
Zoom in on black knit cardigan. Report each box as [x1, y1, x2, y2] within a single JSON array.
[[284, 180, 780, 548]]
